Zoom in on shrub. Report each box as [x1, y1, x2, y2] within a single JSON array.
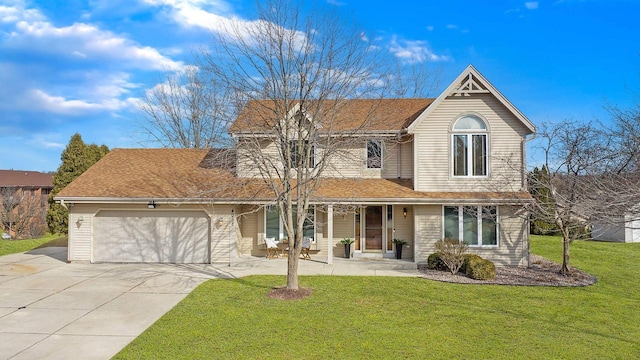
[[435, 238, 468, 275], [427, 253, 447, 270], [466, 258, 496, 280], [461, 254, 483, 274]]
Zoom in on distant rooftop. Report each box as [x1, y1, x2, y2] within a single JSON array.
[[0, 170, 53, 188]]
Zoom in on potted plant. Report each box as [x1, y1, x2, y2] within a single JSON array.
[[340, 238, 354, 258], [392, 238, 408, 259]]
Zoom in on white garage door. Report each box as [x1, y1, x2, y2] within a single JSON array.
[[93, 210, 210, 263]]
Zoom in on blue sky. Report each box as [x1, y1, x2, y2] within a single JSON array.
[[1, 0, 638, 172]]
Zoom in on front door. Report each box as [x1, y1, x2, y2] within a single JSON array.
[[364, 206, 383, 252]]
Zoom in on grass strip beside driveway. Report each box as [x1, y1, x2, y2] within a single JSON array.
[[115, 236, 640, 359], [0, 234, 67, 256]]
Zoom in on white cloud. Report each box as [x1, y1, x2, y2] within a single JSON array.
[[525, 1, 539, 10], [142, 0, 306, 47], [388, 36, 449, 64], [1, 1, 182, 71], [426, 26, 434, 31], [5, 20, 182, 70], [446, 24, 458, 29], [326, 0, 347, 5], [26, 89, 137, 115]]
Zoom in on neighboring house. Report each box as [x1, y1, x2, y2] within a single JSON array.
[[592, 216, 640, 243], [56, 65, 536, 266], [0, 170, 53, 239]]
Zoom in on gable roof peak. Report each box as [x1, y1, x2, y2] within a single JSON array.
[[407, 64, 536, 134]]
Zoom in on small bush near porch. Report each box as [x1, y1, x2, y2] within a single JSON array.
[[115, 235, 640, 359]]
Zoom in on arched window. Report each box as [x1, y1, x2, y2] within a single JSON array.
[[452, 115, 488, 177]]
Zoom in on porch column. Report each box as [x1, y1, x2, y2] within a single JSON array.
[[327, 204, 333, 264]]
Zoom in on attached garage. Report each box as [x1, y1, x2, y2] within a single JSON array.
[[92, 210, 211, 263]]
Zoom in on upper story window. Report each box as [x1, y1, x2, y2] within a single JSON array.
[[367, 140, 382, 169], [289, 140, 315, 168], [452, 115, 488, 177]]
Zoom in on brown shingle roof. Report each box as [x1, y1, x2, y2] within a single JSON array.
[[230, 98, 435, 133], [0, 170, 53, 188], [56, 148, 531, 204]]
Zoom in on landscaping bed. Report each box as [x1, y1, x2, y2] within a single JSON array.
[[419, 254, 597, 286]]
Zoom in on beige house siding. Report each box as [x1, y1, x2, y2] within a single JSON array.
[[414, 204, 528, 267], [211, 205, 234, 263], [329, 211, 355, 257], [237, 206, 259, 256], [393, 205, 414, 259], [68, 207, 93, 261], [236, 138, 411, 180], [413, 94, 529, 192]]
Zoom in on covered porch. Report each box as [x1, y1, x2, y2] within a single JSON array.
[[234, 204, 415, 263]]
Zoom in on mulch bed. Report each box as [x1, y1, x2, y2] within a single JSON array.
[[419, 254, 597, 286], [268, 286, 313, 300]]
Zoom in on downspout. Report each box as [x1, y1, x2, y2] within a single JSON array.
[[397, 133, 402, 179]]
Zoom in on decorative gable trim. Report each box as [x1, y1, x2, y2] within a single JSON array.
[[406, 65, 536, 134], [451, 72, 490, 95]]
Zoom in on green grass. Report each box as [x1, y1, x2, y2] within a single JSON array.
[[115, 236, 640, 359], [0, 233, 68, 256]]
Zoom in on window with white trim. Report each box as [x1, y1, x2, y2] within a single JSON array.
[[265, 205, 315, 242], [443, 205, 498, 246], [452, 115, 487, 176], [367, 140, 382, 169], [289, 140, 315, 168]]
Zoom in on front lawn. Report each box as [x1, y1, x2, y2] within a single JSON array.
[[115, 236, 640, 359], [0, 233, 68, 256]]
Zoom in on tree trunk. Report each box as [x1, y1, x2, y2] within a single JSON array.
[[286, 236, 302, 290], [561, 236, 571, 275]]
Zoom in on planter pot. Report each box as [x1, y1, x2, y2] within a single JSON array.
[[395, 246, 403, 259], [344, 243, 351, 259]]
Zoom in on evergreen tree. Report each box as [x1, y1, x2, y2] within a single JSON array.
[[47, 133, 109, 234], [529, 165, 559, 235]]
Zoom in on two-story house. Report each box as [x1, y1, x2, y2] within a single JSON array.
[[56, 65, 535, 266]]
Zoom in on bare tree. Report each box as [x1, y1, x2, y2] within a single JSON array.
[[191, 0, 435, 291], [531, 120, 640, 274], [1, 187, 46, 239], [137, 66, 237, 149]]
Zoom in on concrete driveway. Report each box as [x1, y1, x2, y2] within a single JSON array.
[[0, 247, 222, 360], [0, 247, 419, 360]]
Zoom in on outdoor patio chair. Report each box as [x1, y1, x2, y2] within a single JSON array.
[[265, 237, 280, 259], [301, 237, 312, 260]]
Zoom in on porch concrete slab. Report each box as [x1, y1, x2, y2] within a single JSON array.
[[0, 274, 86, 291], [0, 289, 55, 308], [10, 334, 135, 360], [58, 293, 187, 336], [29, 290, 121, 310], [0, 333, 48, 360], [0, 308, 88, 334]]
